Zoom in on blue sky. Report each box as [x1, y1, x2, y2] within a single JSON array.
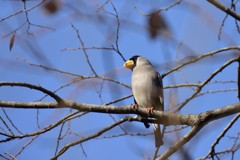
[[1, 0, 240, 160]]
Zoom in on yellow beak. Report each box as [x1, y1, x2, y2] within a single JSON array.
[[123, 60, 134, 68]]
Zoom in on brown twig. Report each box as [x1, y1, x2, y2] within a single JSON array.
[[0, 0, 46, 23], [0, 154, 10, 160], [0, 116, 14, 136], [0, 126, 11, 136], [13, 135, 39, 158], [162, 46, 240, 78], [238, 54, 240, 101], [157, 126, 200, 160], [133, 0, 182, 16], [202, 113, 240, 159], [218, 14, 228, 40], [196, 88, 237, 98], [55, 122, 65, 155], [51, 116, 130, 160], [15, 55, 131, 89], [1, 108, 23, 135], [98, 0, 126, 62], [109, 0, 126, 62], [97, 0, 109, 12], [176, 41, 196, 91], [70, 23, 97, 76], [4, 152, 16, 160], [0, 110, 81, 143], [174, 56, 239, 112], [61, 47, 114, 51]]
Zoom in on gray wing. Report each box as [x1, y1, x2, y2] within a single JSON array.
[[153, 73, 164, 147], [153, 73, 164, 111]]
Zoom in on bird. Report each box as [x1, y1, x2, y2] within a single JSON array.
[[123, 55, 164, 148]]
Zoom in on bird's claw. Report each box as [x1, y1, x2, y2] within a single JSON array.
[[146, 107, 153, 114], [131, 103, 139, 109]]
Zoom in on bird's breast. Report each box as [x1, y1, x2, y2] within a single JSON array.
[[131, 71, 160, 108]]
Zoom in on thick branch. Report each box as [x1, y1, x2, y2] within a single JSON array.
[[1, 99, 240, 159], [1, 99, 240, 127], [158, 126, 201, 160], [207, 0, 240, 21]]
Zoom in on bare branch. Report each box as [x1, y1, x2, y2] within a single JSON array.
[[4, 152, 16, 160], [133, 0, 182, 16], [0, 110, 81, 143], [15, 55, 131, 89], [70, 23, 97, 76], [207, 0, 240, 21], [202, 113, 240, 159], [1, 108, 23, 135], [162, 46, 240, 78], [0, 82, 62, 102], [157, 126, 200, 160], [0, 0, 46, 23], [1, 99, 240, 128], [174, 56, 239, 112], [218, 14, 228, 40], [0, 116, 14, 136], [14, 135, 39, 158], [61, 47, 114, 51], [238, 55, 240, 101], [51, 116, 130, 160], [55, 122, 65, 155]]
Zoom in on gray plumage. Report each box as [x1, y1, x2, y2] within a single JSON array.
[[125, 56, 164, 147]]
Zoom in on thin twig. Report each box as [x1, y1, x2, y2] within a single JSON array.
[[4, 152, 16, 160], [1, 108, 23, 135], [55, 122, 65, 155], [162, 46, 240, 78], [133, 0, 182, 16], [70, 23, 97, 76], [51, 116, 130, 160], [174, 56, 239, 112], [0, 0, 46, 23], [218, 14, 228, 40], [61, 47, 114, 51], [176, 41, 195, 91], [0, 116, 14, 136], [202, 113, 240, 159], [13, 135, 39, 158]]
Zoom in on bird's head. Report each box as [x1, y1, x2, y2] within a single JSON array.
[[123, 55, 140, 70], [123, 55, 151, 70]]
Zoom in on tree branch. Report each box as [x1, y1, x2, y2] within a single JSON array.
[[157, 126, 201, 160], [207, 0, 240, 21], [0, 82, 62, 102], [1, 99, 240, 127], [133, 0, 182, 16], [162, 46, 240, 78], [174, 56, 239, 112], [51, 116, 130, 160], [202, 113, 240, 159]]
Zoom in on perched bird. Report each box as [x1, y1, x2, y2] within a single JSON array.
[[123, 55, 164, 147]]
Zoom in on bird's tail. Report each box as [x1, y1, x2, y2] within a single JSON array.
[[153, 123, 164, 148]]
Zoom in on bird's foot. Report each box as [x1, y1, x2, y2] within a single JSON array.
[[146, 107, 153, 114], [131, 103, 139, 109]]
